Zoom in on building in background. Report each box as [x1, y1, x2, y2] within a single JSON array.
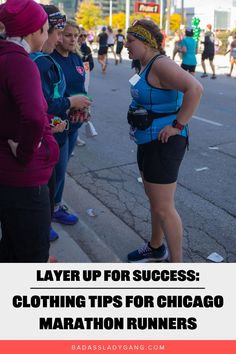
[[51, 0, 79, 18], [94, 0, 118, 17], [173, 0, 236, 30], [47, 1, 160, 20], [51, 0, 128, 19], [33, 0, 236, 30], [93, 0, 137, 17], [30, 1, 236, 30]]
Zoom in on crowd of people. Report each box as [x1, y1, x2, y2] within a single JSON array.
[[96, 25, 125, 73], [1, 0, 234, 263], [170, 24, 236, 79], [0, 0, 92, 261]]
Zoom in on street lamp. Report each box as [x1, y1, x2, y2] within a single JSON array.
[[165, 0, 171, 36], [109, 0, 112, 27], [181, 0, 184, 26], [160, 0, 163, 29], [125, 0, 130, 30]]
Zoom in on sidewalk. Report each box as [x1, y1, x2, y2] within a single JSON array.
[[0, 174, 143, 263], [50, 174, 144, 263]]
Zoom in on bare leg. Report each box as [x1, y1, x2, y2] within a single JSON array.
[[172, 45, 178, 60], [209, 60, 215, 75], [201, 59, 207, 74], [141, 172, 164, 249], [98, 54, 106, 73], [231, 63, 234, 75], [150, 209, 165, 248], [228, 62, 234, 76], [143, 180, 183, 263], [111, 46, 116, 61], [103, 54, 107, 72], [98, 54, 104, 67]]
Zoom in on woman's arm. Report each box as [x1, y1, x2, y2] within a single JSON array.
[[7, 56, 47, 163], [151, 57, 203, 142], [153, 57, 203, 126]]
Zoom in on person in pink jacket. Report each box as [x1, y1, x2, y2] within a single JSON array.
[[0, 0, 59, 262]]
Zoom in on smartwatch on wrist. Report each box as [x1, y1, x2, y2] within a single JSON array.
[[172, 119, 185, 131]]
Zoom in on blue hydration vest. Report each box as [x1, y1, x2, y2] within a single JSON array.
[[129, 54, 187, 145], [30, 52, 68, 146], [30, 52, 66, 100]]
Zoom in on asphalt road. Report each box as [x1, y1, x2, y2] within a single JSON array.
[[67, 50, 236, 263]]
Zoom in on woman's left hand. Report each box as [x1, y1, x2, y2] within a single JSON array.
[[51, 121, 67, 133], [70, 109, 89, 123], [158, 126, 180, 143]]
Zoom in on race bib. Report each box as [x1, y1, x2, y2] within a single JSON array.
[[129, 74, 141, 86]]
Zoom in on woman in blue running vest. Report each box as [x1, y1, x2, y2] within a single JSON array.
[[126, 20, 203, 263]]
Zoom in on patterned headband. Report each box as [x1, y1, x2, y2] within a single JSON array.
[[48, 12, 66, 29], [127, 25, 158, 49]]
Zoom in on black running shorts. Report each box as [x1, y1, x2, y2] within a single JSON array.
[[137, 136, 187, 184], [98, 46, 108, 55], [202, 52, 214, 61], [116, 43, 123, 54], [181, 63, 196, 72]]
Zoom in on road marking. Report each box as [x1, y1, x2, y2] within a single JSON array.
[[195, 167, 209, 172], [208, 146, 219, 150], [137, 177, 143, 183], [193, 115, 223, 126]]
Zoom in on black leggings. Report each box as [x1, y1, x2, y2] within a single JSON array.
[[0, 184, 50, 262], [48, 169, 56, 218]]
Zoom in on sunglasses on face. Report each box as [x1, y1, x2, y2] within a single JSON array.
[[79, 34, 87, 38]]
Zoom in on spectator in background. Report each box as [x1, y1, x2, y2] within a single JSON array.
[[172, 30, 182, 60], [179, 27, 197, 76], [201, 24, 216, 79], [214, 31, 222, 54], [107, 25, 116, 62], [227, 32, 234, 62], [161, 29, 167, 49], [76, 28, 97, 146], [87, 30, 94, 47], [225, 32, 236, 77], [115, 29, 125, 64], [97, 26, 108, 73], [78, 29, 94, 87]]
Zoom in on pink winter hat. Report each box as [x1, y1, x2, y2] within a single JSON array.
[[0, 0, 47, 37]]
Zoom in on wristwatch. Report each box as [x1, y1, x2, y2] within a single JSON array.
[[172, 119, 185, 131]]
